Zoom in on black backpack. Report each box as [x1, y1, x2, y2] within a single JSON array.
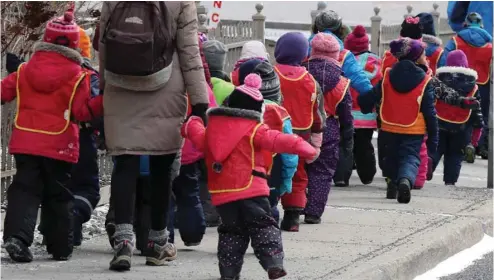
[[102, 1, 173, 76]]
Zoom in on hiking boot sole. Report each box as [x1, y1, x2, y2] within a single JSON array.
[[109, 255, 131, 271], [145, 254, 177, 266], [397, 182, 411, 204]]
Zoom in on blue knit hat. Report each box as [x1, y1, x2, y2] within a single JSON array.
[[275, 32, 309, 66], [417, 13, 436, 36]]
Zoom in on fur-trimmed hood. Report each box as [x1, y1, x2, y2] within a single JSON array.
[[22, 42, 85, 93], [207, 106, 262, 122], [206, 106, 262, 163], [34, 42, 83, 65], [422, 34, 443, 46], [436, 66, 478, 95]]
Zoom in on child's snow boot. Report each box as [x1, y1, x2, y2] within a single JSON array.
[[280, 210, 301, 232], [268, 267, 287, 279], [385, 178, 397, 199], [464, 144, 476, 163], [426, 157, 434, 181], [304, 215, 321, 224], [397, 178, 412, 204], [105, 222, 116, 248], [73, 210, 83, 247], [4, 237, 33, 263], [145, 229, 177, 266]]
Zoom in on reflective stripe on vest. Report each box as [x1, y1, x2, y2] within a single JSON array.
[[274, 66, 317, 130], [325, 77, 350, 117], [453, 36, 493, 85], [427, 47, 444, 75], [15, 63, 87, 135], [436, 85, 478, 124], [380, 68, 430, 134], [338, 49, 350, 65], [208, 123, 263, 194]]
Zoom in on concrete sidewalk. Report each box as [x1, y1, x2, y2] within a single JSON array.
[[2, 173, 492, 280]]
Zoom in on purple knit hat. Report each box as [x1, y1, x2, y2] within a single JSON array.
[[275, 32, 309, 66], [446, 50, 469, 68], [389, 37, 425, 62]]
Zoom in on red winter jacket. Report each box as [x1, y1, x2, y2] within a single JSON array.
[[1, 42, 103, 163], [182, 107, 316, 206]]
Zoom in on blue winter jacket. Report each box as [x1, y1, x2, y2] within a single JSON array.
[[440, 27, 493, 67], [448, 1, 493, 36], [308, 31, 373, 95], [358, 60, 439, 155], [279, 119, 298, 193]]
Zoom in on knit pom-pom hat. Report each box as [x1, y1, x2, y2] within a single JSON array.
[[310, 32, 340, 61], [43, 3, 79, 49], [228, 74, 264, 112], [314, 10, 343, 33], [400, 16, 423, 40], [344, 25, 369, 54], [389, 37, 425, 62], [446, 50, 469, 68]]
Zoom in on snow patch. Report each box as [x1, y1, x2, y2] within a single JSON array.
[[414, 234, 494, 280]]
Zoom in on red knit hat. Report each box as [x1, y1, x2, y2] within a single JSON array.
[[43, 3, 79, 49], [344, 25, 369, 54]]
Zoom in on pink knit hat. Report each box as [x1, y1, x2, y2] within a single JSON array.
[[43, 3, 80, 49], [228, 74, 264, 112], [310, 32, 340, 60]]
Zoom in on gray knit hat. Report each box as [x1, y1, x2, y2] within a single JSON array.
[[203, 40, 228, 71], [314, 10, 342, 33]]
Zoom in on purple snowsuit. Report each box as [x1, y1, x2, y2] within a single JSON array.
[[302, 58, 354, 218]]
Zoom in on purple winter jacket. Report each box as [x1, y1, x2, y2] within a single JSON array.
[[303, 58, 353, 133]]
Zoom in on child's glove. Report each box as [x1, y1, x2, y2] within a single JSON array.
[[191, 103, 209, 126], [459, 96, 480, 109], [306, 132, 322, 164]]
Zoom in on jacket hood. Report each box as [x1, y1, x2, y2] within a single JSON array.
[[303, 58, 342, 93], [458, 27, 493, 47], [24, 42, 83, 93], [422, 34, 443, 46], [436, 66, 478, 95], [240, 41, 269, 60], [206, 107, 261, 162], [388, 60, 428, 93], [275, 64, 307, 80]]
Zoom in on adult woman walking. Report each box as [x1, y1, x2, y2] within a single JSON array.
[[98, 1, 209, 271]]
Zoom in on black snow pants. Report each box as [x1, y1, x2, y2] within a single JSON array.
[[3, 154, 73, 258]]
